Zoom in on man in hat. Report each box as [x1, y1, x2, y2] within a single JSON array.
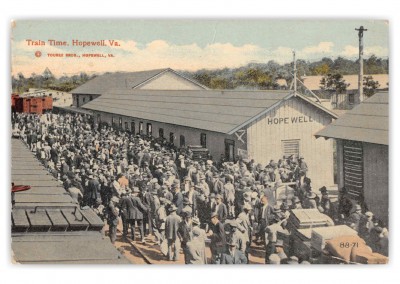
[[268, 254, 281, 264], [165, 205, 181, 261], [224, 176, 236, 218], [303, 192, 318, 209], [207, 212, 226, 264], [118, 190, 133, 240], [236, 203, 252, 259], [178, 208, 193, 263], [106, 197, 120, 244], [291, 196, 303, 210], [172, 183, 184, 215], [228, 220, 247, 256], [185, 227, 207, 264], [86, 173, 101, 207], [220, 236, 247, 264], [211, 173, 224, 195], [318, 186, 333, 218], [129, 187, 149, 242], [347, 204, 363, 233], [213, 194, 227, 223], [258, 196, 274, 241], [264, 214, 286, 264]]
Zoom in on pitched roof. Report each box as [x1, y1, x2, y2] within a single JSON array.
[[82, 89, 337, 134], [71, 68, 207, 95], [315, 92, 388, 145], [303, 74, 389, 91], [71, 68, 167, 95]]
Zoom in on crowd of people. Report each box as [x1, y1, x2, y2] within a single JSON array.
[[11, 112, 389, 264]]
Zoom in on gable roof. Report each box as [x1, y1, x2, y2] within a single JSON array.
[[315, 92, 388, 145], [82, 89, 337, 134], [302, 74, 389, 91], [71, 68, 207, 95]]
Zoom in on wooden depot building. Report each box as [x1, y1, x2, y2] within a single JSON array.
[[315, 92, 388, 225], [76, 71, 339, 190]]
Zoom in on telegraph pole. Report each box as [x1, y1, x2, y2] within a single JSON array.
[[356, 26, 367, 103], [293, 50, 297, 93]]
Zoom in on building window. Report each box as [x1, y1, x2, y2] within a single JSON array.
[[124, 121, 128, 130], [200, 133, 207, 148], [343, 140, 364, 198], [147, 123, 152, 136], [180, 135, 186, 147], [97, 114, 101, 123], [348, 93, 355, 105], [111, 116, 115, 127], [139, 122, 143, 134], [131, 121, 135, 133], [90, 95, 93, 101], [83, 97, 86, 103], [159, 128, 164, 138], [282, 139, 300, 157], [170, 132, 175, 144], [119, 117, 123, 129]]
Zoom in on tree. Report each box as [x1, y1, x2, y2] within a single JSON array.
[[320, 73, 350, 108], [311, 63, 330, 75], [363, 75, 380, 98]]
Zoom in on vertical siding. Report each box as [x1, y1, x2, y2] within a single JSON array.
[[247, 97, 334, 191], [363, 143, 389, 226]]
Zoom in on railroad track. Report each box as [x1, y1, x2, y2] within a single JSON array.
[[115, 228, 153, 264]]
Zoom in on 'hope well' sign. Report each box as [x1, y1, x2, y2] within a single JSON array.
[[267, 116, 314, 125]]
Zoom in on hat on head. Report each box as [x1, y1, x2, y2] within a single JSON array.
[[182, 207, 192, 217], [216, 194, 223, 200], [275, 239, 284, 247], [192, 217, 200, 225], [132, 187, 140, 193], [319, 186, 328, 193], [206, 160, 213, 165], [169, 204, 177, 212], [192, 227, 202, 237], [273, 205, 282, 213], [307, 192, 317, 199], [355, 204, 362, 211], [210, 193, 216, 198], [365, 211, 373, 217], [243, 203, 252, 211], [178, 155, 185, 159], [229, 220, 238, 228], [183, 197, 190, 205], [111, 196, 119, 203], [211, 212, 218, 219]]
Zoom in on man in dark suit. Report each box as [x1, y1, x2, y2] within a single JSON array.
[[165, 205, 181, 261], [258, 195, 274, 242], [172, 183, 183, 215], [178, 209, 193, 264], [87, 173, 101, 207], [207, 212, 226, 264], [118, 190, 133, 240], [129, 187, 149, 242], [220, 236, 247, 264], [212, 194, 227, 223], [211, 173, 224, 195]]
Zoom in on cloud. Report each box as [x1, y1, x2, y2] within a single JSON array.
[[10, 39, 388, 77], [340, 45, 389, 58], [302, 42, 334, 54]]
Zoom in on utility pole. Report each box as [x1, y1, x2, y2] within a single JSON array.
[[293, 50, 297, 93], [356, 26, 367, 103]]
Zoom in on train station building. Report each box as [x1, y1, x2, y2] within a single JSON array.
[[74, 69, 339, 190], [315, 92, 389, 225]]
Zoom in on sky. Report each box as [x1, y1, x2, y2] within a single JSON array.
[[11, 19, 389, 77]]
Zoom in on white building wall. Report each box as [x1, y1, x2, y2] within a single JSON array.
[[139, 71, 205, 90], [246, 96, 334, 191]]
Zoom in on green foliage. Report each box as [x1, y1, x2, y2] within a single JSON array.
[[363, 75, 380, 98], [320, 73, 350, 94], [12, 68, 96, 93]]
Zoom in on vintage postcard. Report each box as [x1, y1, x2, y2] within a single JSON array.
[[10, 19, 389, 264]]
